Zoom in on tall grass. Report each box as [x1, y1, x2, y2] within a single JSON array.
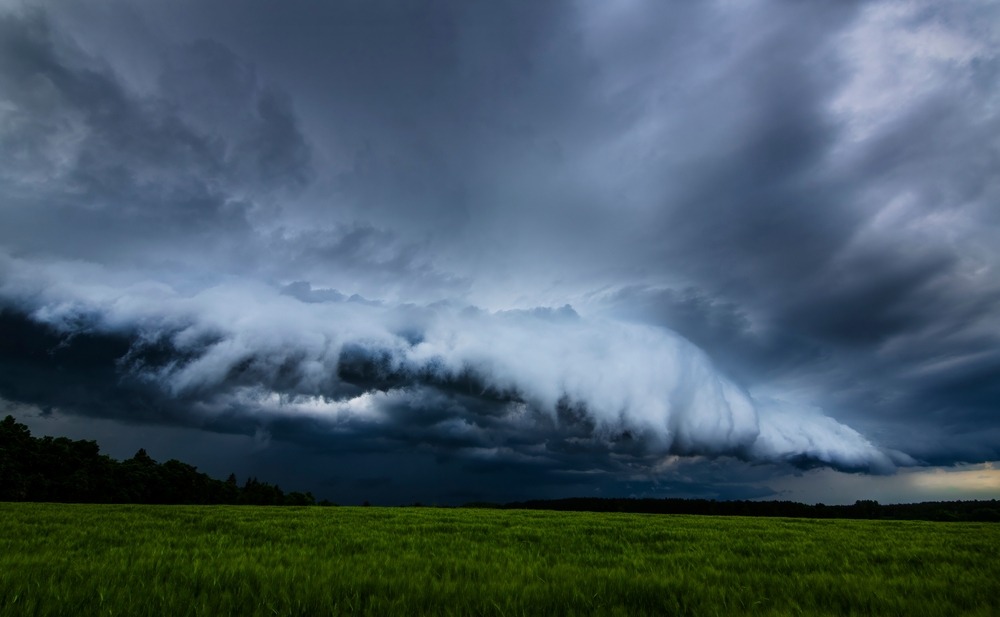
[[1, 503, 996, 616]]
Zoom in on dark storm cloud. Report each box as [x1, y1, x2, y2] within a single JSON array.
[[273, 224, 472, 298], [0, 9, 311, 270], [586, 1, 1000, 466], [1, 0, 998, 501], [595, 285, 824, 386]]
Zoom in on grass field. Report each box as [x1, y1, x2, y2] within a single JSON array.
[[1, 503, 997, 616]]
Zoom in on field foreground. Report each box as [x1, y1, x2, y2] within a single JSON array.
[[1, 504, 997, 616]]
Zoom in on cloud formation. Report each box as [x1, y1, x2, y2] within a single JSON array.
[[0, 253, 896, 475], [1, 0, 998, 501]]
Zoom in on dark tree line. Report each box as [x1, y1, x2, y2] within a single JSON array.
[[5, 414, 997, 518], [0, 415, 318, 505], [466, 496, 1000, 522]]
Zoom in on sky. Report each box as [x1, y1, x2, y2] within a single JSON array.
[[1, 0, 999, 505]]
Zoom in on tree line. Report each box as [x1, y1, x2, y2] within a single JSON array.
[[4, 414, 998, 519], [0, 415, 322, 506], [465, 496, 1000, 522]]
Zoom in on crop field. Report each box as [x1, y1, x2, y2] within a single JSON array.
[[1, 503, 997, 616]]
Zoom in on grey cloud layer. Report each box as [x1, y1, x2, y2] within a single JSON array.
[[1, 1, 998, 499]]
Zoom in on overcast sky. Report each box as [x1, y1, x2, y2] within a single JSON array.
[[1, 0, 998, 505]]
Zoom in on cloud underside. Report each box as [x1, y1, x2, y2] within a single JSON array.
[[0, 262, 900, 475]]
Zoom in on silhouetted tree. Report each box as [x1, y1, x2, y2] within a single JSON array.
[[0, 415, 320, 506]]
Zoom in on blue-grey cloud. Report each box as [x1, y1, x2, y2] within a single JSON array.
[[1, 0, 998, 502]]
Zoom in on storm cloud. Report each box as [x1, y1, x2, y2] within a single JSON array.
[[1, 0, 997, 502]]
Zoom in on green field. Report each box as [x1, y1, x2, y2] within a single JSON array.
[[1, 504, 997, 616]]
